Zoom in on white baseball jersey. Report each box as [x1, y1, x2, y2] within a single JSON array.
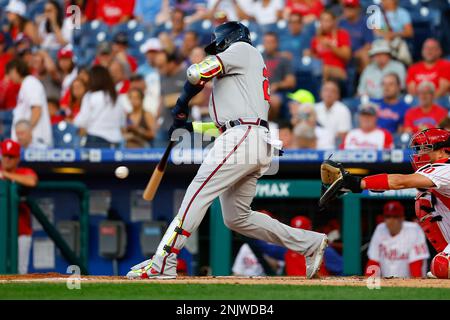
[[368, 221, 429, 278], [232, 243, 265, 276], [416, 161, 450, 243], [210, 42, 270, 126], [343, 128, 393, 150]]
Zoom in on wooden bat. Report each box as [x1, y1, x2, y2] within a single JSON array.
[[142, 140, 175, 201]]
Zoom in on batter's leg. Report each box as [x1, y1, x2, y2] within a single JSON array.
[[220, 172, 326, 257]]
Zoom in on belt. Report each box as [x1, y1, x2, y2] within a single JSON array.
[[219, 118, 269, 133]]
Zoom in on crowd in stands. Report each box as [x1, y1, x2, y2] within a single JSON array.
[[0, 0, 449, 150]]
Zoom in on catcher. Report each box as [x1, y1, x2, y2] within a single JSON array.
[[320, 128, 450, 278]]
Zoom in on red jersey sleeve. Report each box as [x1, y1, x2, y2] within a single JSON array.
[[406, 64, 416, 85], [409, 260, 423, 278], [382, 129, 394, 149], [338, 29, 351, 48], [16, 167, 38, 178]]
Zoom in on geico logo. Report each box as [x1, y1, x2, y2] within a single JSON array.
[[24, 149, 76, 162], [324, 150, 377, 163]]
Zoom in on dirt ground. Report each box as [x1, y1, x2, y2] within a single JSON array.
[[0, 273, 449, 288]]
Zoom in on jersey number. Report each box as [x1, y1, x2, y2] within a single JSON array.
[[262, 67, 270, 102]]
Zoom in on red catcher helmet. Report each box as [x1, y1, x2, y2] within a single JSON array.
[[409, 128, 450, 170], [430, 252, 450, 279]]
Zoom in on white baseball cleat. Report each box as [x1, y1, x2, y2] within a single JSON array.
[[126, 259, 176, 280], [305, 236, 329, 279], [426, 271, 437, 279]]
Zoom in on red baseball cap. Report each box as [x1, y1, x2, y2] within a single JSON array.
[[1, 139, 21, 157], [57, 47, 73, 60], [383, 201, 405, 217], [290, 216, 312, 230], [343, 0, 360, 7]]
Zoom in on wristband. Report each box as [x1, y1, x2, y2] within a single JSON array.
[[192, 122, 220, 137], [362, 174, 390, 190]]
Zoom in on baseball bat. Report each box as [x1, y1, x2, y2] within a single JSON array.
[[142, 140, 175, 201]]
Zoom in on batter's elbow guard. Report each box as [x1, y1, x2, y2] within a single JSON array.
[[187, 55, 223, 85]]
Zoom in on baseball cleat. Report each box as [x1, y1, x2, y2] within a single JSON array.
[[126, 260, 176, 279], [305, 236, 328, 279], [426, 271, 437, 279]]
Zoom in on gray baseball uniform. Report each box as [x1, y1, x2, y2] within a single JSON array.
[[133, 42, 325, 277]]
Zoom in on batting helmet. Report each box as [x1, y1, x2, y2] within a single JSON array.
[[430, 252, 450, 279], [409, 128, 450, 170], [204, 21, 251, 55]]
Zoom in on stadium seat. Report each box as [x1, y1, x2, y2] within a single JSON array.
[[342, 97, 361, 114], [0, 110, 12, 141], [436, 95, 450, 110], [26, 0, 46, 21], [52, 121, 80, 148]]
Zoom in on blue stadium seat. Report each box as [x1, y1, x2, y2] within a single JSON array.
[[342, 97, 361, 114], [186, 20, 214, 45], [0, 110, 13, 141], [52, 121, 80, 148], [26, 0, 46, 21], [436, 95, 450, 110]]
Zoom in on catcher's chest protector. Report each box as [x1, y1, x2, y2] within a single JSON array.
[[415, 192, 448, 252]]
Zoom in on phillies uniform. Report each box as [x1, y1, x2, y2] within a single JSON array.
[[342, 128, 394, 150], [368, 221, 429, 278], [128, 36, 326, 278], [415, 160, 450, 254]]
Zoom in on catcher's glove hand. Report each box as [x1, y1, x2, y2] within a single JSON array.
[[319, 160, 362, 209]]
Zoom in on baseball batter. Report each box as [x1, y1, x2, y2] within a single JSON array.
[[321, 128, 450, 278], [127, 22, 328, 279]]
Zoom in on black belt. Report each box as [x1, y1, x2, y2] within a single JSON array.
[[219, 118, 269, 133]]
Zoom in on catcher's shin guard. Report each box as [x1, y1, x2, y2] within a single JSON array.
[[415, 193, 448, 252]]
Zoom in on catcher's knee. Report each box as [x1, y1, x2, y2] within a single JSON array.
[[431, 252, 450, 279], [415, 195, 448, 252]]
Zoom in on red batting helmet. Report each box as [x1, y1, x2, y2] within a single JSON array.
[[290, 216, 312, 231], [409, 128, 450, 170], [430, 252, 450, 279]]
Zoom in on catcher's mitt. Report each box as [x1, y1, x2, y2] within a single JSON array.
[[319, 160, 363, 209], [319, 160, 346, 208]]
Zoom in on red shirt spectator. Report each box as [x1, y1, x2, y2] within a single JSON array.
[[407, 60, 450, 93], [286, 0, 323, 22], [406, 39, 450, 97], [311, 29, 351, 71], [96, 0, 136, 26], [404, 104, 447, 134]]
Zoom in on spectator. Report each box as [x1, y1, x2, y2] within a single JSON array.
[[112, 32, 138, 73], [406, 39, 450, 98], [56, 47, 78, 99], [278, 13, 313, 62], [74, 65, 126, 148], [109, 59, 130, 94], [96, 0, 136, 26], [248, 0, 283, 27], [0, 32, 13, 80], [37, 0, 71, 51], [60, 77, 88, 121], [357, 39, 406, 99], [307, 10, 351, 81], [371, 73, 410, 133], [180, 30, 199, 61], [31, 50, 61, 101], [124, 88, 156, 148], [440, 117, 450, 131], [284, 0, 324, 24], [154, 51, 188, 145], [134, 0, 163, 27], [47, 97, 65, 125], [4, 0, 38, 43], [291, 103, 335, 150], [0, 139, 38, 274], [403, 81, 448, 134], [207, 0, 252, 22], [315, 80, 352, 142], [166, 8, 187, 49], [0, 32, 14, 110], [366, 201, 429, 278], [262, 32, 296, 120], [375, 0, 413, 42], [14, 120, 47, 149], [285, 215, 312, 276], [7, 58, 53, 147], [95, 42, 114, 69], [277, 121, 295, 150], [338, 0, 373, 72], [342, 103, 394, 150], [137, 38, 162, 115]]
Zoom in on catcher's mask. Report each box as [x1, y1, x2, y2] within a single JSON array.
[[204, 21, 252, 55], [409, 128, 450, 170]]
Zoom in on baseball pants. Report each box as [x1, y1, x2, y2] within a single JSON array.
[[151, 125, 325, 275]]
